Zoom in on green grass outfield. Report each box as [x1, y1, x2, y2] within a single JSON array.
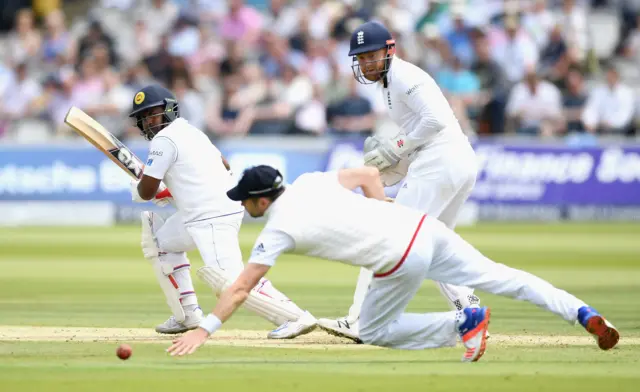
[[1, 223, 639, 391]]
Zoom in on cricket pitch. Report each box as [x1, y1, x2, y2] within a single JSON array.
[[1, 325, 638, 349]]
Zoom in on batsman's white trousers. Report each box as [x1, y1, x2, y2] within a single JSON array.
[[155, 211, 245, 279], [359, 216, 587, 349], [349, 140, 479, 322]]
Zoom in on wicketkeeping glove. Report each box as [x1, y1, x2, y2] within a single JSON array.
[[363, 132, 414, 171]]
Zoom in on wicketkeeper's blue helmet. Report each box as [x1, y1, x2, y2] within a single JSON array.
[[348, 21, 396, 85]]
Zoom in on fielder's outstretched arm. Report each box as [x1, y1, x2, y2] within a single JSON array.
[[338, 167, 386, 201], [211, 263, 270, 322], [166, 263, 270, 356]]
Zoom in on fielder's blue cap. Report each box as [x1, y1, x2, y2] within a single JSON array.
[[227, 165, 284, 201]]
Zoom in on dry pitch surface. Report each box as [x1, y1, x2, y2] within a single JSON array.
[[2, 325, 638, 349]]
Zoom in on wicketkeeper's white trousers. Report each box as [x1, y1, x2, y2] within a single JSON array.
[[358, 217, 587, 350], [349, 141, 479, 324]]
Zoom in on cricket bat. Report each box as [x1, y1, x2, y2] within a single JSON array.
[[64, 106, 144, 179]]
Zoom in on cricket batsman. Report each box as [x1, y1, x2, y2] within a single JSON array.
[[128, 85, 316, 338], [317, 21, 481, 342], [167, 165, 619, 361]]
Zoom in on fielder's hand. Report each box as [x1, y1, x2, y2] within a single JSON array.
[[167, 328, 209, 356]]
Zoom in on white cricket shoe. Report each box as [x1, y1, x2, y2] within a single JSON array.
[[155, 307, 204, 335], [317, 316, 362, 343], [267, 311, 318, 339]]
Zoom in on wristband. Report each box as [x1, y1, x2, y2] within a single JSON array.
[[199, 313, 222, 335]]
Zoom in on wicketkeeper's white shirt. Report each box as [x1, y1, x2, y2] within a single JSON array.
[[381, 56, 467, 150], [143, 118, 243, 224], [248, 171, 425, 274]]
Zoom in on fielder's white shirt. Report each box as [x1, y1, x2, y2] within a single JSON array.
[[248, 171, 425, 274], [143, 118, 243, 224], [381, 56, 467, 150]]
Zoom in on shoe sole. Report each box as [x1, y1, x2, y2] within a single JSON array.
[[268, 323, 318, 340], [462, 308, 491, 363], [318, 325, 363, 344], [155, 324, 199, 335], [586, 315, 619, 350]]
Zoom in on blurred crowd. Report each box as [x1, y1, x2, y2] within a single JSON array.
[[0, 0, 639, 143]]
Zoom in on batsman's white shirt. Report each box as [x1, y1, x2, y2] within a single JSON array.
[[248, 171, 424, 274], [143, 118, 243, 224]]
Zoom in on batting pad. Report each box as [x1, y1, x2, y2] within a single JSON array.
[[152, 259, 186, 323], [141, 211, 186, 323], [197, 266, 304, 326]]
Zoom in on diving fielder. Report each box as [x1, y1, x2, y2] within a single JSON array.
[[318, 21, 481, 341], [129, 85, 316, 338], [167, 165, 619, 361]]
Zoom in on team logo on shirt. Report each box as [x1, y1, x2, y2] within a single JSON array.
[[146, 158, 153, 166], [254, 243, 265, 254], [405, 82, 424, 96], [134, 92, 145, 105]]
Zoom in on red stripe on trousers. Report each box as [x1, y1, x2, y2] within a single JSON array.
[[373, 215, 426, 278]]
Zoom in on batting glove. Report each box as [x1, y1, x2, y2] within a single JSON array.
[[152, 183, 173, 207], [130, 179, 146, 203]]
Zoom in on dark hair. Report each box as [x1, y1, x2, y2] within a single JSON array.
[[254, 187, 285, 203]]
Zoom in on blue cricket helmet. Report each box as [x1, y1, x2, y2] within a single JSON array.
[[128, 84, 180, 140], [348, 21, 396, 85], [348, 21, 393, 56]]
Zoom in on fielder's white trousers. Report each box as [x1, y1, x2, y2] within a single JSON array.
[[359, 217, 587, 350], [349, 140, 479, 322]]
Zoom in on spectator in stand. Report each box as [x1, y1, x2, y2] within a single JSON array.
[[219, 0, 263, 45], [144, 34, 174, 86], [73, 20, 118, 69], [505, 66, 564, 136], [263, 0, 300, 39], [436, 55, 481, 135], [444, 5, 476, 67], [132, 18, 160, 63], [135, 0, 179, 39], [471, 34, 509, 134], [171, 74, 205, 131], [83, 69, 133, 138], [41, 9, 71, 68], [326, 77, 375, 137], [582, 65, 636, 135], [4, 8, 41, 66], [522, 0, 555, 50], [0, 62, 41, 126], [492, 14, 539, 85], [539, 24, 571, 88], [418, 24, 446, 75], [167, 13, 201, 59], [555, 0, 588, 63], [71, 56, 105, 112], [292, 84, 327, 135], [562, 67, 588, 134], [304, 38, 333, 88]]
